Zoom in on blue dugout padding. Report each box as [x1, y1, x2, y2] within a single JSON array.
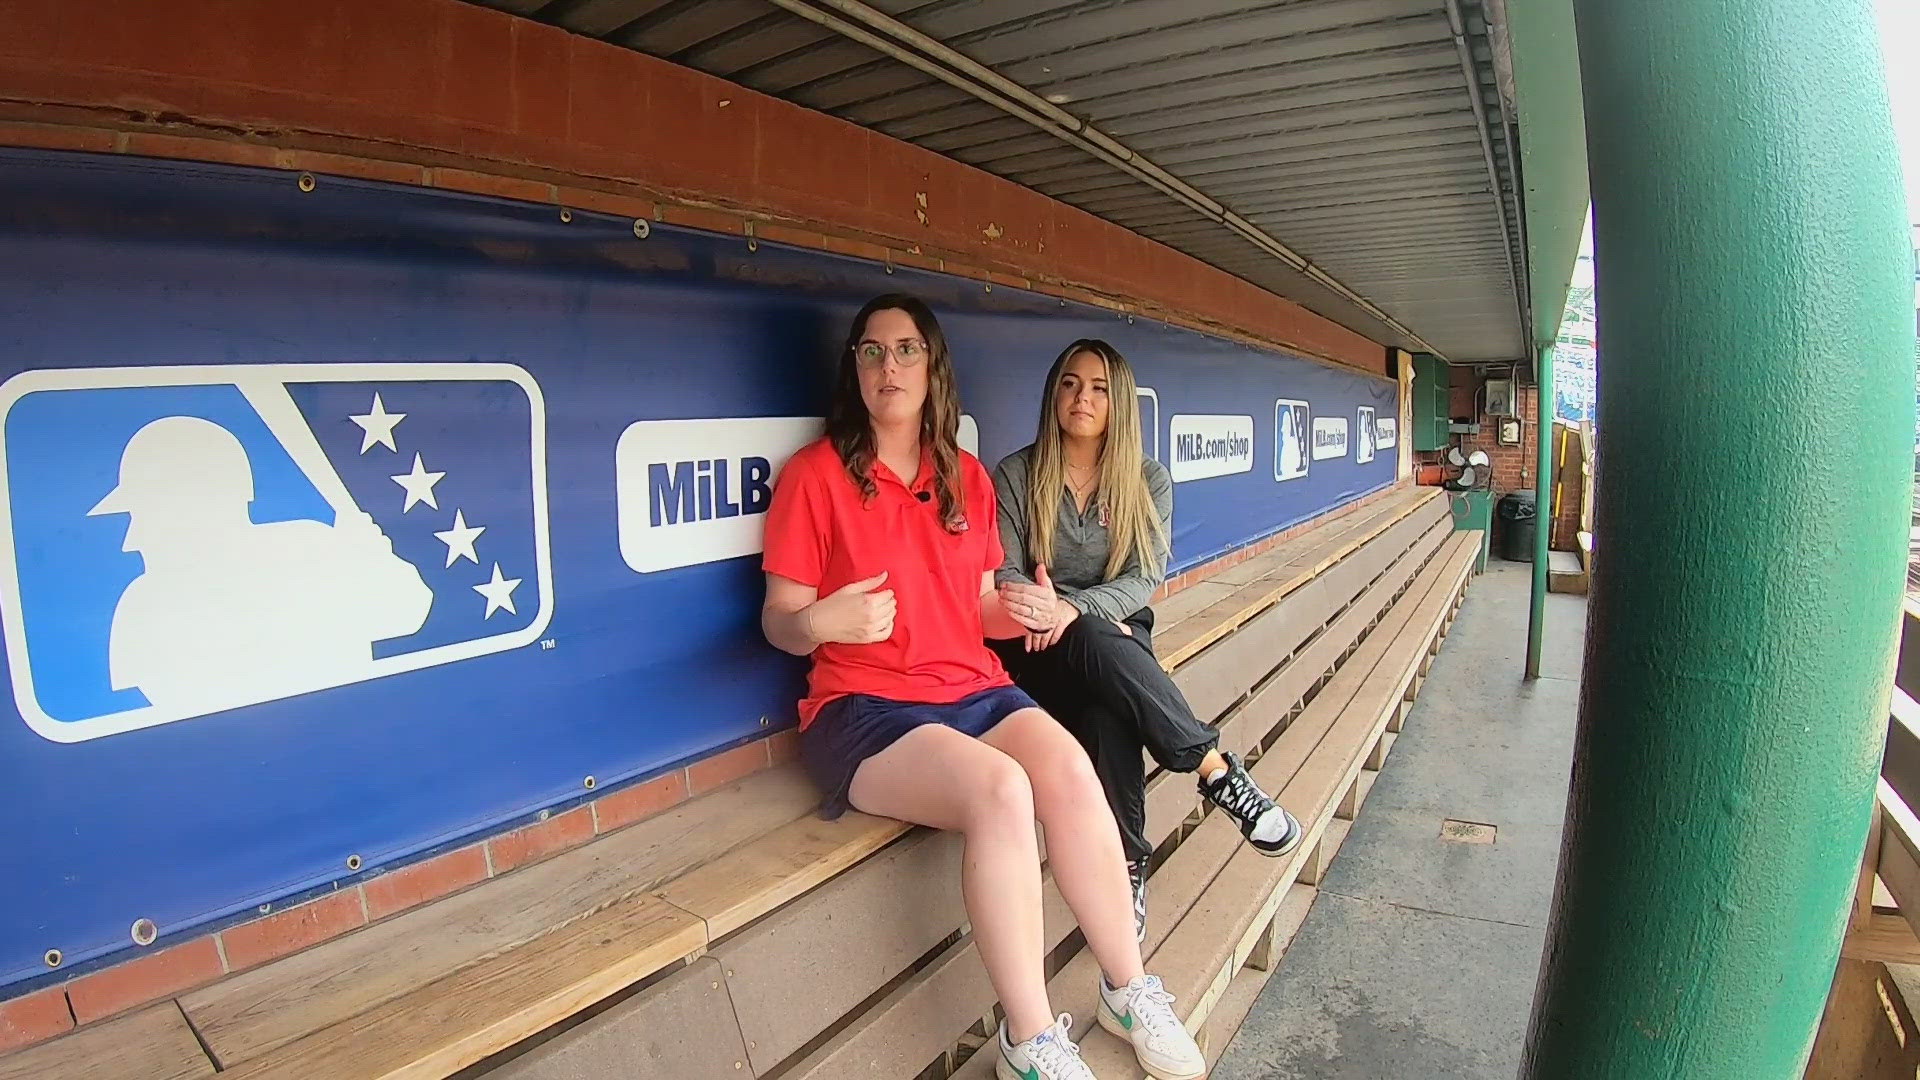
[[0, 149, 1394, 989]]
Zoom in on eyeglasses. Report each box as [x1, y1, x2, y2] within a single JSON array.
[[854, 339, 928, 369]]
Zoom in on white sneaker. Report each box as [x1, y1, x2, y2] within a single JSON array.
[[996, 1014, 1097, 1080], [1097, 974, 1206, 1080]]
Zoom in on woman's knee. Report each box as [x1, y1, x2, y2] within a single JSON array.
[[962, 753, 1036, 833], [1024, 733, 1106, 811], [1060, 613, 1127, 650]]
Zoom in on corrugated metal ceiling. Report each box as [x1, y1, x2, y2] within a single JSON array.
[[465, 0, 1527, 361]]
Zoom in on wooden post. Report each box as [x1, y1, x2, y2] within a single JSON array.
[[1246, 912, 1284, 972], [1336, 777, 1362, 820], [1298, 838, 1331, 886], [1366, 734, 1392, 771]]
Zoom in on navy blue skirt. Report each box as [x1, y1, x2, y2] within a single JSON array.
[[800, 685, 1039, 819]]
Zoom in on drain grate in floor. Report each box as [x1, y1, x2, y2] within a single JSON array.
[[1440, 819, 1497, 844]]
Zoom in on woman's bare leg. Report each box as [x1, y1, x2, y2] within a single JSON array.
[[847, 723, 1055, 1041], [982, 708, 1146, 988]]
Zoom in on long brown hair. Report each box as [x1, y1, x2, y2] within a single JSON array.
[[826, 294, 966, 531], [1026, 339, 1167, 580]]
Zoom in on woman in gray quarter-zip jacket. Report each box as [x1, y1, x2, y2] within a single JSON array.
[[990, 339, 1305, 945]]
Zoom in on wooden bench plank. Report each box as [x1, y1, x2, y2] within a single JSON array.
[[1171, 495, 1404, 599], [184, 765, 816, 1066], [1883, 690, 1920, 813], [1072, 536, 1478, 1075], [782, 878, 1079, 1080], [864, 511, 1459, 1076], [783, 541, 1410, 1080], [1841, 911, 1920, 966], [27, 493, 1435, 1080], [982, 534, 1475, 1078], [1141, 519, 1451, 849], [219, 895, 704, 1080], [1175, 505, 1444, 725], [0, 1004, 213, 1080], [1175, 574, 1334, 726], [281, 496, 1422, 1080], [483, 957, 751, 1080], [1157, 490, 1441, 667], [1151, 580, 1236, 630], [1244, 883, 1316, 976], [1201, 883, 1314, 1050], [1877, 781, 1920, 946], [713, 829, 967, 1074], [958, 545, 1467, 1079], [655, 811, 907, 941], [948, 702, 1339, 1080]]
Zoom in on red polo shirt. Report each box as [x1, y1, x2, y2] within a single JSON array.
[[763, 438, 1011, 728]]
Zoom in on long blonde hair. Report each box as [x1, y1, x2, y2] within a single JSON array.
[[1025, 339, 1167, 581]]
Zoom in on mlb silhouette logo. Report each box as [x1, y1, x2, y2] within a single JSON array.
[[0, 364, 552, 742], [1274, 399, 1310, 482]]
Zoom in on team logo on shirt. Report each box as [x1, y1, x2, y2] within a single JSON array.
[[0, 363, 552, 742]]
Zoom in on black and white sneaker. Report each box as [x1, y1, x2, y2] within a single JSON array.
[[1199, 751, 1302, 857], [1127, 858, 1149, 944]]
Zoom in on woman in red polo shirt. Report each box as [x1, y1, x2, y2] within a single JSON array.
[[762, 295, 1205, 1080]]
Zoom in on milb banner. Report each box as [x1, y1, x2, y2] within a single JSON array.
[[616, 417, 978, 573], [0, 149, 1392, 989]]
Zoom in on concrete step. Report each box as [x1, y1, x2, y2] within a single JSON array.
[[1548, 550, 1587, 595]]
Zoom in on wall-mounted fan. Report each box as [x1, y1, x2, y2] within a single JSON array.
[[1442, 446, 1491, 491]]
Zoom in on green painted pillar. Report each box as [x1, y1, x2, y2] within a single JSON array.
[[1526, 343, 1554, 680], [1520, 0, 1914, 1075]]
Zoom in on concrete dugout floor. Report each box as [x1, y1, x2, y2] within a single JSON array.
[[1213, 559, 1587, 1079]]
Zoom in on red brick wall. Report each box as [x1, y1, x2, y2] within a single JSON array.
[[1417, 374, 1586, 551], [1430, 372, 1537, 497], [0, 0, 1389, 375]]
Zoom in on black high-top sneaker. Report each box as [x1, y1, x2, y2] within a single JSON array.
[[1199, 751, 1303, 856]]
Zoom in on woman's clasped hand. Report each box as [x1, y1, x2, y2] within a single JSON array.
[[995, 564, 1081, 652]]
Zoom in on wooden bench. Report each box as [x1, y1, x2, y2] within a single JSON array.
[[1811, 601, 1920, 1076], [0, 487, 1472, 1080], [1842, 599, 1920, 970]]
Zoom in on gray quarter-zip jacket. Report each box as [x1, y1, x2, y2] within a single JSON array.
[[990, 443, 1173, 622]]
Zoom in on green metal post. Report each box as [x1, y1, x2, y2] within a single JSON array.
[[1525, 343, 1554, 679], [1521, 0, 1914, 1075]]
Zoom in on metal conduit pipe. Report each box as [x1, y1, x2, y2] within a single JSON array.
[[765, 0, 1445, 357], [1443, 0, 1529, 346], [1479, 0, 1535, 334]]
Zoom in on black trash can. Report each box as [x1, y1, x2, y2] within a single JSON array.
[[1497, 489, 1538, 562]]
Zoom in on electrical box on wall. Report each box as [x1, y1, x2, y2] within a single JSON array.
[[1484, 378, 1516, 417], [1498, 418, 1522, 445]]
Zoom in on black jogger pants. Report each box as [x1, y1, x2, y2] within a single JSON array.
[[992, 607, 1217, 863]]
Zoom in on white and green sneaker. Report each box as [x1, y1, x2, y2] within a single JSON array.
[[1097, 974, 1205, 1080], [996, 1014, 1096, 1080]]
